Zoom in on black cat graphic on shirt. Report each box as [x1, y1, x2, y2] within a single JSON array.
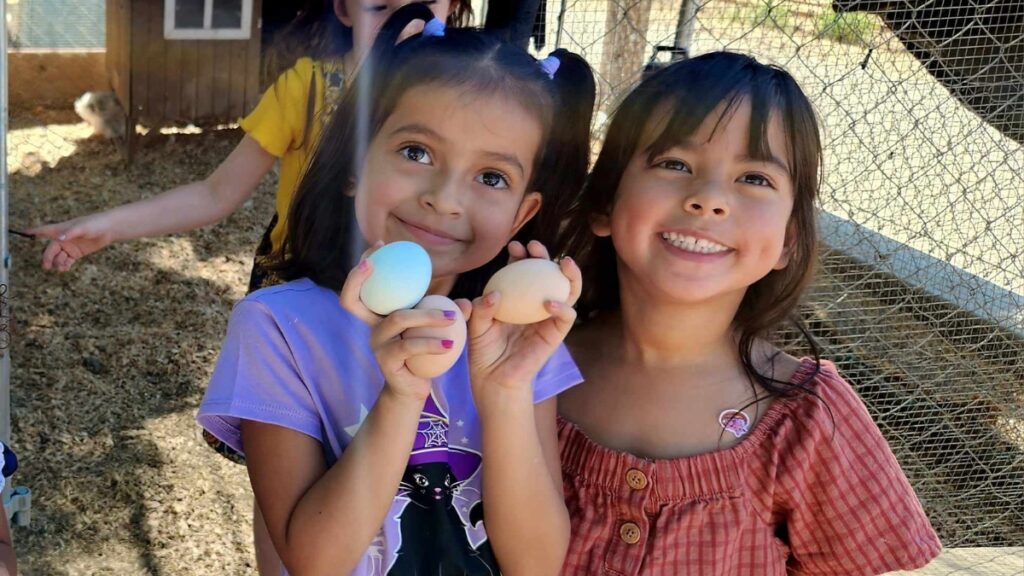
[[387, 462, 498, 575]]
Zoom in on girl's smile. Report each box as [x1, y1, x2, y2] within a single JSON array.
[[392, 214, 464, 247], [659, 229, 734, 262]]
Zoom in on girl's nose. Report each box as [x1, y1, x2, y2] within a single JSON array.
[[420, 177, 463, 216], [683, 183, 729, 218]]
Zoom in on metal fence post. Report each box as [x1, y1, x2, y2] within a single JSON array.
[[1, 0, 33, 529], [675, 0, 698, 57]]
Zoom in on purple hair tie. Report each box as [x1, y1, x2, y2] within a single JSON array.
[[423, 17, 446, 38], [538, 55, 561, 79]]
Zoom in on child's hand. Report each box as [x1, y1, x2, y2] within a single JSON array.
[[467, 241, 581, 397], [28, 214, 116, 272], [339, 243, 472, 401]]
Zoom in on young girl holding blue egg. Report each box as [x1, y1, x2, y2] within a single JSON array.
[[555, 52, 941, 574], [198, 5, 596, 575]]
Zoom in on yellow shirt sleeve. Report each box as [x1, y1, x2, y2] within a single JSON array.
[[239, 57, 317, 158]]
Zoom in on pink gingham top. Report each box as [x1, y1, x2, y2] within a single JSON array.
[[559, 359, 941, 575]]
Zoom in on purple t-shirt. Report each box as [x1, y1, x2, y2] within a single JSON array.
[[197, 278, 582, 575]]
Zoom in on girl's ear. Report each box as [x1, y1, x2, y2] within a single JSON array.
[[334, 0, 353, 27], [510, 192, 542, 236], [773, 220, 797, 270], [590, 212, 612, 237]]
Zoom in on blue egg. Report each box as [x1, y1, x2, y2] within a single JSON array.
[[360, 241, 432, 315]]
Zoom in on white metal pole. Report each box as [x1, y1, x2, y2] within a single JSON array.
[[1, 0, 31, 527], [675, 0, 697, 58], [0, 0, 11, 448]]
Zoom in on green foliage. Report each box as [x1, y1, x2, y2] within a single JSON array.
[[731, 0, 795, 34], [815, 9, 882, 46]]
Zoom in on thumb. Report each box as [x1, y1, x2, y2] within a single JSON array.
[[454, 298, 473, 322]]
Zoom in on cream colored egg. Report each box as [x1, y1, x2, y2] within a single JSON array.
[[483, 258, 570, 325], [404, 295, 467, 379]]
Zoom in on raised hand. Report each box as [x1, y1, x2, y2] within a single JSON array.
[[339, 243, 472, 401], [466, 240, 581, 395]]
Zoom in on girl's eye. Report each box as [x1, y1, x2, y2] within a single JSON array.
[[476, 171, 509, 189], [414, 474, 429, 487], [655, 159, 690, 173], [399, 145, 432, 165], [740, 173, 772, 187]]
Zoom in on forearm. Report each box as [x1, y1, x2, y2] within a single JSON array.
[[279, 390, 424, 574], [479, 387, 570, 575], [97, 135, 272, 242], [101, 179, 244, 242]]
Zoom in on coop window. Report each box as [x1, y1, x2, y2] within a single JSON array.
[[164, 0, 253, 40]]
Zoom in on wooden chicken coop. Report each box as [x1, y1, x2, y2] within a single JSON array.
[[106, 0, 264, 155]]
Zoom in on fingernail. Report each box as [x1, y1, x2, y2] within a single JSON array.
[[443, 310, 456, 320], [548, 301, 562, 310], [484, 292, 497, 306], [442, 339, 454, 349], [58, 234, 66, 241], [563, 256, 574, 265], [357, 259, 369, 272]]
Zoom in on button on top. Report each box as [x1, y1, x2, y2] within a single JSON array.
[[620, 522, 641, 544], [625, 468, 648, 490]]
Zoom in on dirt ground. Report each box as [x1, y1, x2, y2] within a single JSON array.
[[7, 113, 268, 575]]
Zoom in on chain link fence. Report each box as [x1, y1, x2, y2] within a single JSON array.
[[539, 0, 1024, 552], [1, 0, 1023, 571], [6, 0, 104, 49]]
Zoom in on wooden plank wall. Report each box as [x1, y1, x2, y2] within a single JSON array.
[[127, 0, 262, 125], [105, 0, 132, 111]]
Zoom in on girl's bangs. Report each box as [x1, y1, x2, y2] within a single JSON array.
[[641, 70, 798, 181]]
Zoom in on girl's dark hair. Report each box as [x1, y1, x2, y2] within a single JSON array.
[[558, 51, 823, 398], [265, 0, 474, 82], [276, 3, 596, 300]]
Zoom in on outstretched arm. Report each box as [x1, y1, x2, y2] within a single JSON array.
[[28, 135, 276, 271]]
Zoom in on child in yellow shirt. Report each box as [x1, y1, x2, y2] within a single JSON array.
[[29, 0, 471, 291]]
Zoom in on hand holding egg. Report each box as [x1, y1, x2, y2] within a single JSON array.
[[359, 240, 432, 315], [403, 295, 467, 379], [467, 241, 582, 398], [341, 240, 467, 382], [483, 258, 572, 325]]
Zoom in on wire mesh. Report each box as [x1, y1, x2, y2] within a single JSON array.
[[539, 0, 1024, 549], [5, 0, 104, 49]]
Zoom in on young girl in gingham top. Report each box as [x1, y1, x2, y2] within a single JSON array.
[[555, 51, 941, 575]]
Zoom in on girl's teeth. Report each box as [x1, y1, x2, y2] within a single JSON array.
[[662, 232, 728, 254]]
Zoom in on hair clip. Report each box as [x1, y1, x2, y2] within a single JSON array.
[[538, 55, 561, 79], [423, 17, 446, 38]]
